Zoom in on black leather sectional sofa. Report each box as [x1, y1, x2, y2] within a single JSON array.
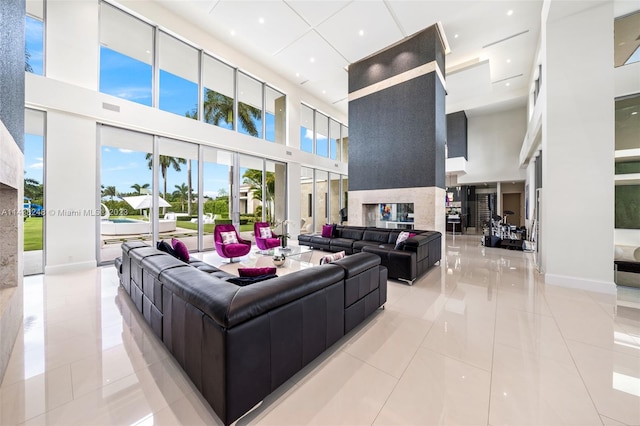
[[298, 225, 442, 284], [115, 241, 387, 425]]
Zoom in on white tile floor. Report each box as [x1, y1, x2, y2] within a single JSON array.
[[2, 234, 639, 425]]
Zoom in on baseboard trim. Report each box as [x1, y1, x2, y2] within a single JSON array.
[[544, 273, 616, 294], [45, 260, 96, 275]]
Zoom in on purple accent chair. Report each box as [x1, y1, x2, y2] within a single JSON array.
[[214, 224, 251, 262], [254, 222, 281, 251]]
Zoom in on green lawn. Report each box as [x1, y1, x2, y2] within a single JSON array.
[[23, 217, 43, 251], [23, 216, 252, 252]]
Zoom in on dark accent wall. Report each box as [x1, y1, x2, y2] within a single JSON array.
[[349, 74, 445, 190], [349, 25, 445, 92], [446, 111, 467, 160], [0, 0, 26, 152], [348, 24, 446, 191]]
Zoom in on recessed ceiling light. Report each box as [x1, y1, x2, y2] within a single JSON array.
[[322, 90, 326, 94], [359, 30, 364, 36], [258, 17, 265, 24], [145, 50, 150, 54], [506, 59, 511, 63], [454, 34, 459, 39], [632, 111, 638, 115], [230, 30, 236, 36], [507, 10, 513, 16], [310, 57, 315, 63], [295, 72, 300, 77], [506, 82, 511, 87]]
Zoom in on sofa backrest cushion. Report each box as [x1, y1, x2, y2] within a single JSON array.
[[363, 229, 391, 244], [226, 265, 345, 327], [340, 227, 365, 240]]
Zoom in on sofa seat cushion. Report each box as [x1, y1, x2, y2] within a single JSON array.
[[353, 240, 385, 251], [297, 234, 314, 244], [330, 238, 356, 250], [310, 235, 332, 246]]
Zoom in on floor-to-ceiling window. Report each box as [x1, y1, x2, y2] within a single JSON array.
[[24, 109, 46, 275], [329, 118, 340, 161], [201, 147, 233, 250], [157, 137, 199, 250], [202, 54, 235, 131], [314, 170, 329, 233], [265, 86, 286, 144], [315, 111, 329, 158], [238, 72, 263, 139], [239, 154, 265, 226], [159, 32, 199, 119], [266, 159, 287, 229], [99, 2, 153, 107], [329, 173, 341, 224], [25, 0, 44, 75], [99, 126, 154, 263], [300, 104, 314, 153], [300, 167, 314, 233]]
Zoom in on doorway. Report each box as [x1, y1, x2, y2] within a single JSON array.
[[502, 193, 522, 226]]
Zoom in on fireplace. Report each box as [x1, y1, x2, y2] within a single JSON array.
[[0, 121, 24, 382]]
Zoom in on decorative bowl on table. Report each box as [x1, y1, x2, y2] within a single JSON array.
[[272, 254, 286, 267]]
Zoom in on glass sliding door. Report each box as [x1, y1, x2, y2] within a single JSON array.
[[99, 126, 154, 263], [239, 155, 264, 236], [342, 175, 349, 224], [266, 159, 287, 226], [24, 109, 45, 275], [314, 170, 329, 233], [201, 147, 233, 250], [329, 173, 341, 225], [300, 167, 314, 234], [157, 137, 199, 251]]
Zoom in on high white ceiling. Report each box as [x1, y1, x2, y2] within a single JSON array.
[[154, 0, 546, 116]]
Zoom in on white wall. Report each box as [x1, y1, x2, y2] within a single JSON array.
[[542, 2, 615, 292], [458, 107, 527, 185], [28, 0, 348, 270]]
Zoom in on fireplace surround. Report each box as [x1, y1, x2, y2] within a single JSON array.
[[0, 121, 24, 381]]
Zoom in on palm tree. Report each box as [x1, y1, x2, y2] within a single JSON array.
[[102, 185, 118, 201], [25, 48, 33, 73], [145, 154, 186, 213], [242, 169, 275, 222], [197, 89, 262, 136], [130, 183, 150, 195], [172, 183, 189, 212]]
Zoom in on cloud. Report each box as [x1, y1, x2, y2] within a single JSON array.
[[119, 148, 133, 153], [29, 161, 43, 169], [103, 147, 111, 152]]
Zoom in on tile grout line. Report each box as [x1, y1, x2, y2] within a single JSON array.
[[542, 289, 606, 425], [485, 278, 500, 426]]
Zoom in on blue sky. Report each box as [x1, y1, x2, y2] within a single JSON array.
[[24, 15, 333, 199]]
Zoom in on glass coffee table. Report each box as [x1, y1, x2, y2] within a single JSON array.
[[248, 245, 314, 271]]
